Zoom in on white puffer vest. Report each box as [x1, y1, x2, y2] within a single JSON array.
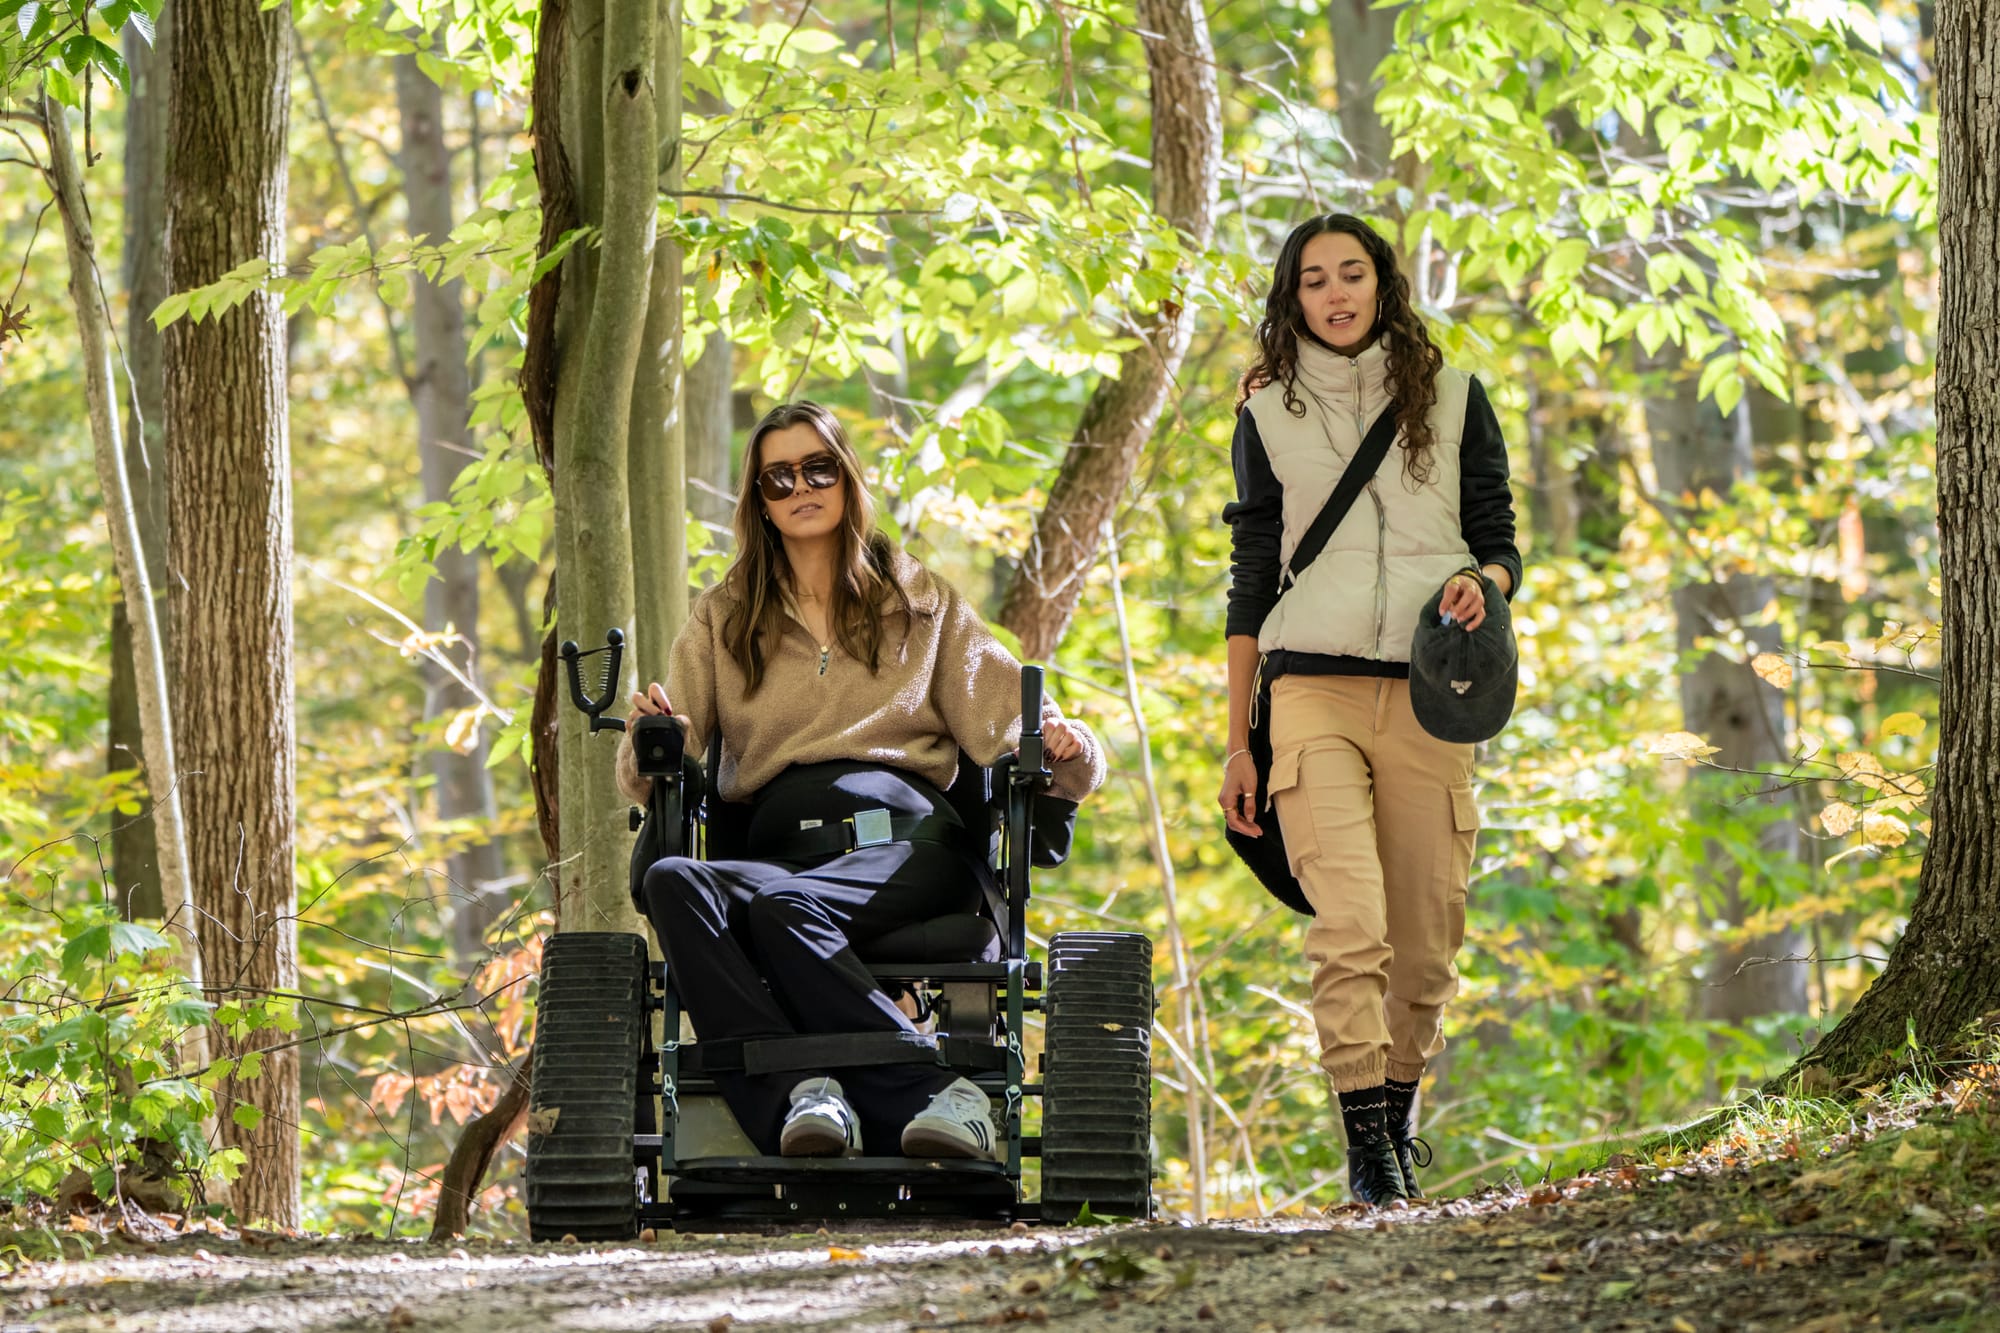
[[1247, 340, 1475, 664]]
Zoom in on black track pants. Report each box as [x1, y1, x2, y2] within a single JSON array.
[[640, 840, 981, 1154]]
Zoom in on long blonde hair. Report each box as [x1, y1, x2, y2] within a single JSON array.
[[721, 401, 912, 693]]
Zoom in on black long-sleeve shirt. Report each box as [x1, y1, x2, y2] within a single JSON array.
[[1223, 376, 1524, 674]]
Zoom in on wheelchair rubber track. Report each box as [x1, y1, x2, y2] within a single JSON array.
[[1039, 931, 1154, 1222], [525, 932, 647, 1242]]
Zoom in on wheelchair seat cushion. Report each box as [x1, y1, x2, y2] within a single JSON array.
[[857, 914, 1001, 964]]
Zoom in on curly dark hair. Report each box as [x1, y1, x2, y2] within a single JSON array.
[[1237, 213, 1446, 486]]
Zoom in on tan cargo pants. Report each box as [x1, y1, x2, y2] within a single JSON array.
[[1267, 675, 1479, 1092]]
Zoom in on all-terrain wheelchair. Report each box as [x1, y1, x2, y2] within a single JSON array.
[[522, 629, 1155, 1235]]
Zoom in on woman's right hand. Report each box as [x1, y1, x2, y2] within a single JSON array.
[[1220, 749, 1262, 837], [626, 681, 673, 728]]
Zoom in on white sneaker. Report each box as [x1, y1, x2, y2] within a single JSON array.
[[779, 1077, 862, 1157], [900, 1077, 1000, 1161]]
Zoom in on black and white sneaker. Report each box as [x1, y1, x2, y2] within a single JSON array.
[[779, 1077, 862, 1157], [900, 1078, 1000, 1161]]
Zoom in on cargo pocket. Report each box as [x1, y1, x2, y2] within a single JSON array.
[[1445, 783, 1478, 940], [1449, 784, 1479, 836], [1266, 748, 1317, 878]]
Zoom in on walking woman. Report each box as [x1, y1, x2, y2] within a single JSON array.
[[1219, 215, 1523, 1205], [617, 400, 1106, 1161]]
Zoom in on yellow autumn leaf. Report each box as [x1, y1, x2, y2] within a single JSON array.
[[1889, 1140, 1939, 1170], [1810, 639, 1850, 657], [1836, 752, 1887, 789], [1862, 811, 1909, 848], [1880, 712, 1926, 739], [1818, 802, 1859, 837], [443, 706, 484, 755], [1881, 771, 1926, 799], [1751, 653, 1793, 689], [1648, 731, 1720, 762], [827, 1245, 866, 1262]]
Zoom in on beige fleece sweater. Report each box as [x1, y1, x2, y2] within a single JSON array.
[[615, 548, 1106, 807]]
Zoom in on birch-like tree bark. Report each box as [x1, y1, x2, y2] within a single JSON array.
[[42, 94, 201, 1000], [107, 10, 174, 922], [549, 0, 658, 930], [628, 0, 687, 679]]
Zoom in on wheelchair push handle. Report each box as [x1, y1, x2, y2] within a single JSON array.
[[1018, 664, 1045, 774], [558, 628, 628, 734]]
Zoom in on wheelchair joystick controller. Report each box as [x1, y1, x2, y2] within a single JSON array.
[[1018, 664, 1046, 776], [558, 628, 628, 734]]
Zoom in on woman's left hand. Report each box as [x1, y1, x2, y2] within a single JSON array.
[[1438, 572, 1488, 632], [1042, 718, 1084, 763]]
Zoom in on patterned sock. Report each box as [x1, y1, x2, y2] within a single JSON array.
[[1383, 1076, 1419, 1138], [1337, 1084, 1391, 1144]]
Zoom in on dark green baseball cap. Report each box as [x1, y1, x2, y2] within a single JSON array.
[[1409, 576, 1518, 744]]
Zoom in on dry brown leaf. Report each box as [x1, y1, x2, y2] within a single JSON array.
[[1767, 1241, 1821, 1268]]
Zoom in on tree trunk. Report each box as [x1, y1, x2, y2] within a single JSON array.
[[1521, 371, 1578, 557], [551, 0, 656, 930], [996, 0, 1219, 660], [523, 0, 575, 889], [429, 1049, 533, 1239], [627, 0, 687, 677], [163, 0, 300, 1228], [684, 327, 735, 533], [395, 52, 507, 962], [1788, 0, 2000, 1081], [1330, 0, 1403, 180], [1646, 377, 1809, 1026], [44, 90, 203, 1004], [108, 11, 175, 922]]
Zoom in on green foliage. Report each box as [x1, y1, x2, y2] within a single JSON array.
[[0, 903, 245, 1207], [1380, 0, 1933, 412], [0, 0, 158, 105]]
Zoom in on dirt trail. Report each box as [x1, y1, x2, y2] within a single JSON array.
[[3, 1155, 1988, 1333]]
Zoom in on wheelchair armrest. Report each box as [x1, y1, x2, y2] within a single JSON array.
[[987, 756, 1079, 869], [627, 752, 704, 909], [1028, 793, 1079, 868]]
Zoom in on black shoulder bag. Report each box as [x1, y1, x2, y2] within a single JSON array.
[[1226, 401, 1401, 916]]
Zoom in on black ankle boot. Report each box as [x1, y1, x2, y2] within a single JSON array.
[[1383, 1077, 1432, 1199], [1339, 1086, 1410, 1208]]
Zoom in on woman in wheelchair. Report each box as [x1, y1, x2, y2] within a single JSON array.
[[616, 400, 1105, 1163]]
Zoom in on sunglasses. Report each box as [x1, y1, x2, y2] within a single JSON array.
[[757, 452, 843, 503]]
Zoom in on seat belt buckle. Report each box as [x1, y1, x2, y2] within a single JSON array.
[[850, 808, 894, 849]]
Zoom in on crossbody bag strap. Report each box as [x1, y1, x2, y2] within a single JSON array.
[[1280, 399, 1402, 588]]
